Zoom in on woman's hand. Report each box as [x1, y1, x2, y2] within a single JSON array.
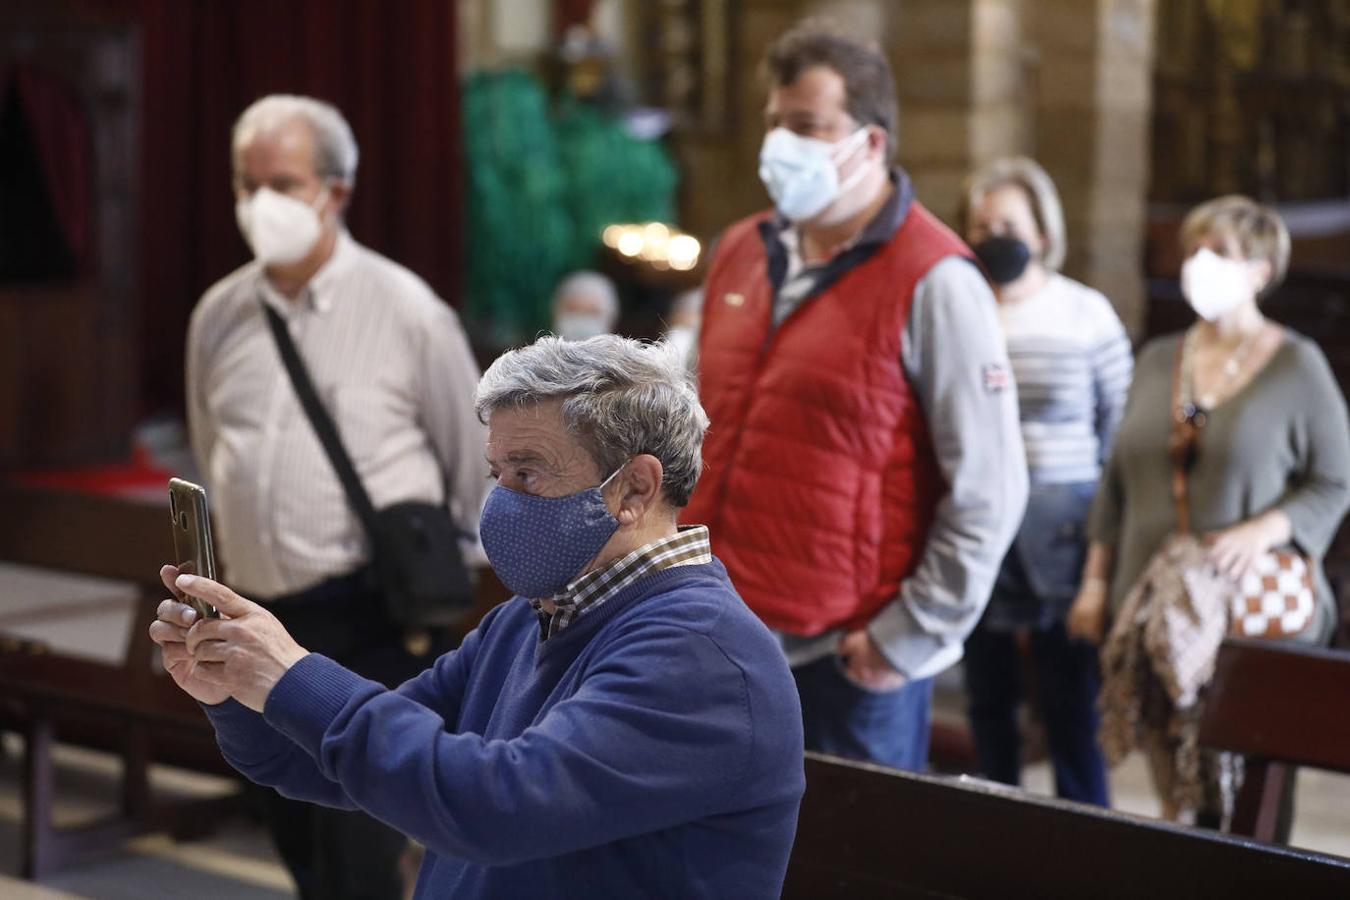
[[1066, 578, 1109, 645], [1204, 510, 1291, 581]]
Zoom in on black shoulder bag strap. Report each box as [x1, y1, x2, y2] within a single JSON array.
[[260, 301, 383, 545], [260, 299, 475, 628]]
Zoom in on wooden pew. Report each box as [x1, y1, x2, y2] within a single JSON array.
[[0, 485, 237, 878], [1199, 639, 1350, 842], [786, 752, 1350, 899]]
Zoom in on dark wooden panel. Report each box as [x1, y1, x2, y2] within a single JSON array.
[[0, 21, 139, 469], [0, 485, 168, 584], [1200, 640, 1350, 775], [0, 651, 203, 727], [786, 754, 1350, 899]]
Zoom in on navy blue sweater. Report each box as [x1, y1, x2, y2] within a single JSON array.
[[205, 559, 805, 898]]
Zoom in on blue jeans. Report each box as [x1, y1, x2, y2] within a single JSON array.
[[963, 619, 1109, 806], [793, 655, 933, 772]]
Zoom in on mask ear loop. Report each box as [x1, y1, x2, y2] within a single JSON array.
[[833, 126, 875, 196], [598, 458, 633, 491]]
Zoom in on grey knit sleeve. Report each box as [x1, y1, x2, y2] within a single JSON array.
[[1279, 339, 1350, 558]]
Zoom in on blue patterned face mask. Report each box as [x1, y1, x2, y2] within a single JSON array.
[[479, 463, 627, 599]]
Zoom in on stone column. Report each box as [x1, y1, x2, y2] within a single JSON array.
[[1029, 0, 1157, 332], [889, 0, 1032, 223]]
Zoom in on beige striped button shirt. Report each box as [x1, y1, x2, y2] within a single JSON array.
[[187, 231, 488, 598]]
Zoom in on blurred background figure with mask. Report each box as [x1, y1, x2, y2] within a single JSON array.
[[1070, 195, 1350, 830], [959, 156, 1132, 806], [663, 287, 702, 373], [552, 270, 620, 341], [683, 19, 1027, 774]]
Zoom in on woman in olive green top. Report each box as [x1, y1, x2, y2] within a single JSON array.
[[1067, 195, 1350, 822]]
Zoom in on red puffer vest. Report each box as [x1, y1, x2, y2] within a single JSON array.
[[681, 201, 970, 636]]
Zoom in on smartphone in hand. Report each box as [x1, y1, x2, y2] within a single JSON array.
[[168, 477, 220, 619]]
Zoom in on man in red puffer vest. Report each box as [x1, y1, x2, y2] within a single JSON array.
[[681, 20, 1028, 771]]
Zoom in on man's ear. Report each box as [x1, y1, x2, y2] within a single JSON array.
[[614, 454, 664, 526], [866, 124, 888, 160]]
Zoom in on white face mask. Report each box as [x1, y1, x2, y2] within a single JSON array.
[[1180, 247, 1257, 321], [235, 186, 329, 266], [757, 127, 871, 222], [555, 313, 610, 342]]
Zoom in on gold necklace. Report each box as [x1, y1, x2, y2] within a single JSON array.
[[1183, 324, 1260, 410]]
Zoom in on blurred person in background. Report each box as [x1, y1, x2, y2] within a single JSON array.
[[664, 287, 702, 373], [1069, 195, 1350, 830], [186, 93, 487, 900], [552, 270, 620, 341], [683, 19, 1027, 772], [959, 156, 1132, 806]]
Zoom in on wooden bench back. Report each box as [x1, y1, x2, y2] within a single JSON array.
[[1200, 639, 1350, 775], [786, 753, 1350, 899]]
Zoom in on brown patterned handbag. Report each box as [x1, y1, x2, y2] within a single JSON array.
[[1227, 549, 1315, 638]]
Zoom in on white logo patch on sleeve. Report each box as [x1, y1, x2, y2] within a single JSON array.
[[982, 363, 1010, 394]]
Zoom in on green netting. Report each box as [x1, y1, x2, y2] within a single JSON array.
[[462, 71, 677, 344], [463, 70, 573, 344], [553, 97, 678, 269]]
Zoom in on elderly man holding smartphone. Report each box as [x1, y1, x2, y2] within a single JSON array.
[[152, 335, 805, 899]]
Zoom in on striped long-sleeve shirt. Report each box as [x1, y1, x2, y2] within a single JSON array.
[[998, 273, 1133, 485]]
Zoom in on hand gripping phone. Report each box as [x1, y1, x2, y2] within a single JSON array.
[[168, 477, 220, 619]]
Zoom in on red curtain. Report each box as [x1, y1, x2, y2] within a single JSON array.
[[8, 64, 94, 273], [555, 0, 596, 36], [133, 0, 462, 413]]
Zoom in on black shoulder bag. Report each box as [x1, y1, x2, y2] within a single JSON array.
[[262, 302, 474, 626]]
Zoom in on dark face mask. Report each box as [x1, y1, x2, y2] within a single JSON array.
[[973, 236, 1032, 286]]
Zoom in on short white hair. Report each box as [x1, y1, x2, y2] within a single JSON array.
[[475, 335, 709, 508], [232, 94, 359, 186], [552, 271, 619, 325]]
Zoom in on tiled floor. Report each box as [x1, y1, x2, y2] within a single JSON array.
[[1, 561, 1347, 896]]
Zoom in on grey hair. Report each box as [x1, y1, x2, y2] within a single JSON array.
[[232, 94, 360, 186], [475, 335, 710, 508], [552, 270, 620, 325]]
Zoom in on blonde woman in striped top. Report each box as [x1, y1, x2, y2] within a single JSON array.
[[958, 157, 1133, 805]]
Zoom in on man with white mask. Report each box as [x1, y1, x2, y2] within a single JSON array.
[[186, 94, 487, 899], [682, 20, 1028, 772]]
